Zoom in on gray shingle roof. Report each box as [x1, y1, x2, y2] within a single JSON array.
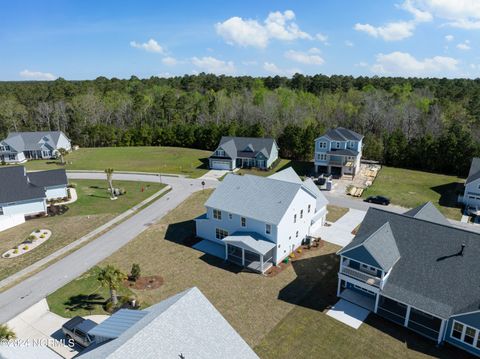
[[0, 166, 45, 204], [28, 169, 68, 188], [3, 131, 68, 152], [318, 127, 363, 142], [466, 157, 480, 184], [404, 202, 450, 226], [80, 287, 258, 359], [223, 231, 275, 255], [212, 136, 277, 160], [342, 204, 480, 318]]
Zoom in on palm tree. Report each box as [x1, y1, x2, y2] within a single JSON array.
[[97, 265, 125, 305], [0, 324, 16, 340], [57, 148, 68, 165], [104, 168, 116, 199]]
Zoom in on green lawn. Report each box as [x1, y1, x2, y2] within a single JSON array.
[[362, 166, 464, 220], [47, 266, 135, 317], [24, 146, 212, 178], [0, 180, 165, 281], [326, 205, 349, 223], [237, 159, 313, 177]]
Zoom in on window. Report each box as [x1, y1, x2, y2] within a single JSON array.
[[265, 224, 271, 234], [213, 209, 222, 220], [300, 210, 303, 219], [294, 214, 297, 223], [296, 231, 299, 238], [317, 153, 327, 161], [465, 327, 476, 345], [308, 204, 311, 213], [0, 146, 4, 151], [319, 141, 327, 149], [348, 141, 355, 149], [450, 320, 480, 348], [4, 145, 9, 151], [215, 228, 229, 239], [8, 154, 15, 160], [241, 217, 246, 227], [360, 263, 377, 274], [335, 142, 340, 149], [216, 149, 225, 157], [228, 213, 232, 220]]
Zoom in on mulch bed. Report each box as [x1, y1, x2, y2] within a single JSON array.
[[123, 275, 164, 290], [265, 240, 325, 277]]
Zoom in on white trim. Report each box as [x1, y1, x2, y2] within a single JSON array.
[[450, 319, 480, 350], [451, 309, 480, 318], [378, 293, 447, 320]]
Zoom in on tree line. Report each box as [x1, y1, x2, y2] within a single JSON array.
[[0, 73, 479, 176]]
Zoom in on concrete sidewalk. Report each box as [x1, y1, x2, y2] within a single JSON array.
[[313, 209, 366, 247]]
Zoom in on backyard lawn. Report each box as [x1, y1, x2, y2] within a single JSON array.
[[362, 166, 464, 220], [326, 205, 349, 223], [0, 180, 165, 282], [24, 146, 212, 178]]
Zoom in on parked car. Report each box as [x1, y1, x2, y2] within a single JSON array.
[[365, 195, 390, 205], [62, 316, 97, 347]]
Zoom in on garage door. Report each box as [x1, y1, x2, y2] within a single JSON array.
[[211, 161, 231, 170]]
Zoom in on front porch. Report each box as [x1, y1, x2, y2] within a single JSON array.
[[223, 232, 275, 273]]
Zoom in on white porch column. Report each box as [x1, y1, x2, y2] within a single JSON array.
[[241, 248, 245, 266], [337, 278, 342, 297], [404, 305, 411, 327], [438, 319, 446, 344], [374, 294, 380, 313], [225, 243, 228, 260], [260, 254, 264, 273]]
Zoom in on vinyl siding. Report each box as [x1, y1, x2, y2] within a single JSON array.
[[445, 313, 480, 357], [45, 185, 68, 200], [1, 198, 46, 216]]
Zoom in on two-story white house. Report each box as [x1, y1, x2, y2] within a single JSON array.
[[314, 127, 363, 177], [195, 167, 328, 273], [463, 157, 480, 213], [0, 131, 71, 164]]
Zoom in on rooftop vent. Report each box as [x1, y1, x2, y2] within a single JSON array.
[[459, 243, 466, 256]]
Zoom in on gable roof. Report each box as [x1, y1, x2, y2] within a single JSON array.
[[466, 157, 480, 185], [223, 231, 276, 255], [81, 287, 258, 359], [317, 127, 363, 142], [339, 222, 400, 271], [205, 168, 327, 225], [341, 204, 480, 318], [0, 166, 45, 203], [404, 202, 451, 226], [28, 169, 68, 188], [2, 131, 68, 152], [212, 136, 277, 160]]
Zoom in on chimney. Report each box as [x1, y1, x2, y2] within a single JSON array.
[[460, 243, 466, 256]]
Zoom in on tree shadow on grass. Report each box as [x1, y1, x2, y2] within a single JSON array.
[[430, 182, 464, 208], [64, 293, 105, 312]]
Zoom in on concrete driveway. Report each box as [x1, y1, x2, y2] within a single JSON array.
[[199, 169, 230, 181], [313, 208, 366, 247]]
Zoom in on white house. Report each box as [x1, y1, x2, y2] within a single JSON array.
[[463, 157, 480, 213], [195, 167, 328, 273], [314, 127, 363, 177], [0, 131, 71, 164], [0, 166, 68, 232], [209, 136, 279, 170]]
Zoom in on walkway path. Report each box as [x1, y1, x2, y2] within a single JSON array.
[[0, 173, 218, 324]]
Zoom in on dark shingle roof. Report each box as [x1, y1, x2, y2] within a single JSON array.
[[0, 167, 45, 203], [28, 169, 68, 188], [342, 203, 480, 318], [466, 157, 480, 184], [404, 202, 451, 226], [321, 127, 363, 142], [212, 137, 277, 160]]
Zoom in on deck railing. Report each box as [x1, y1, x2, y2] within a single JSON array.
[[341, 266, 381, 287]]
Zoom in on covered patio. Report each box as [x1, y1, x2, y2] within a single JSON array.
[[223, 232, 275, 274]]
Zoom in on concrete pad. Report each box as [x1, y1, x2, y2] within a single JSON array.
[[193, 239, 225, 259], [313, 209, 366, 247], [326, 299, 370, 329], [199, 169, 231, 181]]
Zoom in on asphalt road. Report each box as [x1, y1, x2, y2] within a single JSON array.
[[0, 174, 218, 324]]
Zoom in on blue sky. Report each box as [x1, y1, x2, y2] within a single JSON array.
[[1, 0, 480, 80]]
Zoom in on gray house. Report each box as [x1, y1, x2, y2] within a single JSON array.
[[209, 136, 279, 170], [0, 131, 71, 164], [337, 202, 480, 357], [81, 287, 258, 359], [462, 157, 480, 213]]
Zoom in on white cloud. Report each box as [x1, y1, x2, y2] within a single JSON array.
[[371, 51, 459, 76], [191, 56, 235, 74], [345, 40, 354, 47], [355, 0, 432, 41], [215, 10, 311, 48], [162, 56, 178, 66], [457, 40, 471, 50], [355, 62, 369, 67], [242, 60, 258, 66], [316, 33, 329, 44], [19, 69, 57, 81], [410, 0, 480, 29], [263, 62, 301, 76], [284, 49, 324, 65], [445, 34, 454, 42], [308, 47, 321, 54], [130, 39, 164, 53]]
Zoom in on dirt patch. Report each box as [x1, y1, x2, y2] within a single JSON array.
[[124, 275, 164, 290]]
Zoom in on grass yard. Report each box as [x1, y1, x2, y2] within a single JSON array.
[[362, 166, 464, 220], [237, 159, 313, 178], [326, 205, 349, 223], [24, 146, 212, 178], [0, 180, 165, 281]]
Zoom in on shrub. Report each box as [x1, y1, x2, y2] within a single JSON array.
[[104, 301, 115, 313], [35, 229, 41, 233], [129, 263, 141, 281], [40, 234, 45, 239], [43, 231, 48, 235], [4, 253, 10, 258], [23, 245, 29, 250], [68, 183, 77, 188], [28, 234, 36, 240], [13, 249, 18, 254]]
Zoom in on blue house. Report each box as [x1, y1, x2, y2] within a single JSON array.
[[337, 202, 480, 357], [314, 127, 363, 177]]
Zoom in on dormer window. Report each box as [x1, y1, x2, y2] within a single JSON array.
[[216, 149, 225, 157], [319, 142, 327, 149], [335, 142, 341, 149], [348, 141, 355, 149]]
